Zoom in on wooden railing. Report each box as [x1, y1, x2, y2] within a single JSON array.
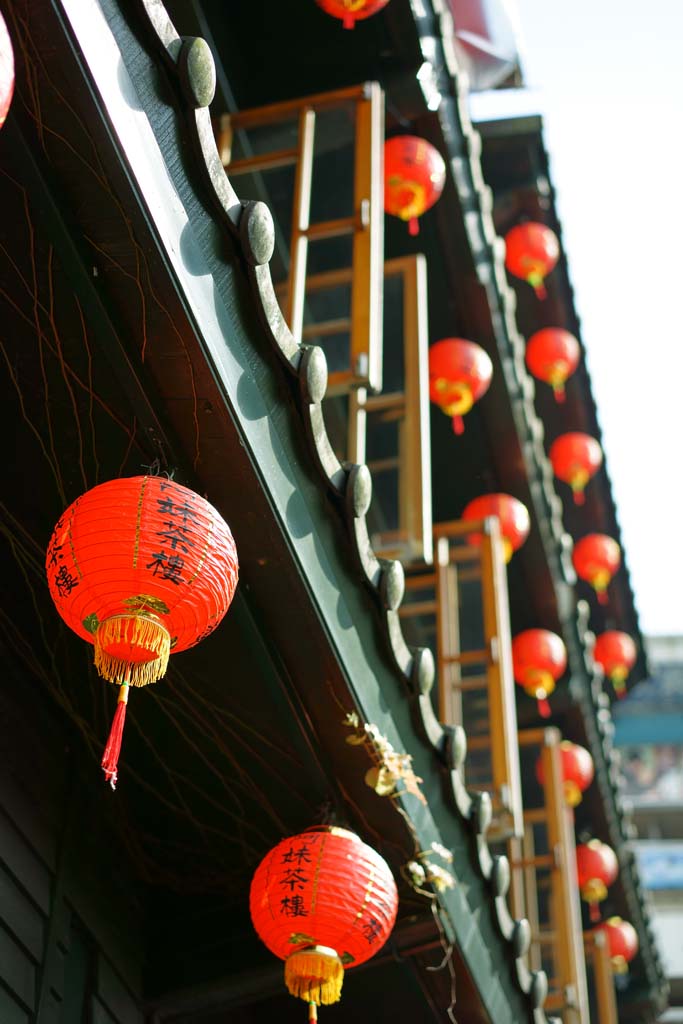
[[218, 82, 384, 393], [509, 728, 591, 1024], [399, 515, 522, 837]]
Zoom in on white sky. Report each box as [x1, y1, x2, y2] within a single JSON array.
[[509, 0, 683, 636]]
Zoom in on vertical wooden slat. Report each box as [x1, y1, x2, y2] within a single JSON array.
[[436, 543, 461, 725], [350, 82, 383, 392], [286, 107, 316, 342], [398, 254, 432, 564], [479, 517, 523, 838], [586, 930, 618, 1024], [542, 732, 591, 1024]]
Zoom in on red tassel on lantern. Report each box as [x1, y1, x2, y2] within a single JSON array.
[[428, 338, 493, 435], [526, 327, 580, 403], [536, 740, 594, 807], [572, 534, 621, 605], [576, 840, 618, 922], [592, 917, 639, 973], [504, 222, 560, 299], [250, 827, 398, 1018], [384, 136, 446, 235], [100, 682, 129, 788], [46, 476, 239, 788], [462, 493, 530, 564], [593, 631, 637, 699], [512, 629, 567, 718], [549, 432, 603, 505], [0, 12, 14, 130], [315, 0, 391, 29]]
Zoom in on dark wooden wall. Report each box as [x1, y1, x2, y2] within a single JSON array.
[[0, 679, 144, 1024]]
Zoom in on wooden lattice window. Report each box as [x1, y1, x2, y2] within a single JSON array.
[[347, 254, 432, 564], [584, 930, 618, 1024], [399, 515, 523, 838], [218, 82, 384, 392], [508, 728, 591, 1024]]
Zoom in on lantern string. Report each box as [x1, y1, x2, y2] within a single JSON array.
[[426, 900, 458, 1023]]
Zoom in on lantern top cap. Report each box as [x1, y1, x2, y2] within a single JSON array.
[[302, 825, 361, 842]]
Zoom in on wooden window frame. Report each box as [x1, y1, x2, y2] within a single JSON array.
[[584, 930, 618, 1024], [218, 82, 384, 392], [348, 254, 432, 564], [400, 514, 523, 838], [510, 728, 592, 1024]]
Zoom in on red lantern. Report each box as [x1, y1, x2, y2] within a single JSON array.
[[504, 222, 560, 299], [549, 432, 603, 505], [512, 629, 567, 719], [384, 135, 446, 236], [428, 338, 493, 434], [576, 840, 618, 922], [315, 0, 390, 29], [46, 476, 239, 788], [526, 327, 580, 403], [572, 534, 621, 606], [536, 740, 594, 807], [593, 631, 637, 699], [0, 12, 14, 129], [462, 493, 530, 564], [250, 826, 398, 1020], [592, 917, 639, 973]]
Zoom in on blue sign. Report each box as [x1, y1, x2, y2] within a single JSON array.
[[634, 844, 683, 889]]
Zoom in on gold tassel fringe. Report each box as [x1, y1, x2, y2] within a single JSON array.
[[94, 615, 171, 686], [285, 948, 344, 1006]]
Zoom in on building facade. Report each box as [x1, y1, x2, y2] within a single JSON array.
[[0, 1, 669, 1022]]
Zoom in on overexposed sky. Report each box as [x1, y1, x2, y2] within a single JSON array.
[[512, 0, 683, 636]]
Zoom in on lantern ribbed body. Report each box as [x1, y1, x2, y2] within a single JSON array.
[[593, 917, 638, 970], [536, 741, 594, 806], [250, 827, 398, 976], [428, 339, 493, 416], [463, 494, 530, 563], [526, 328, 580, 398], [0, 12, 14, 129], [576, 840, 618, 899], [593, 631, 637, 681], [505, 222, 560, 294], [549, 432, 603, 502], [572, 534, 621, 597], [512, 629, 567, 708], [46, 477, 238, 681], [384, 136, 446, 228], [315, 0, 390, 27]]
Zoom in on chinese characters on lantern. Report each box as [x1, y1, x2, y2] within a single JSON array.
[[146, 481, 200, 585]]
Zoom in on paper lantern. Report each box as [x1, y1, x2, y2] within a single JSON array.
[[462, 493, 530, 564], [315, 0, 390, 29], [512, 629, 567, 719], [46, 476, 238, 787], [505, 221, 560, 299], [428, 338, 493, 434], [526, 327, 580, 403], [593, 631, 637, 699], [572, 534, 621, 605], [593, 917, 638, 973], [250, 826, 398, 1019], [536, 740, 594, 807], [549, 432, 603, 505], [576, 840, 618, 922], [0, 11, 14, 129], [384, 135, 446, 236]]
